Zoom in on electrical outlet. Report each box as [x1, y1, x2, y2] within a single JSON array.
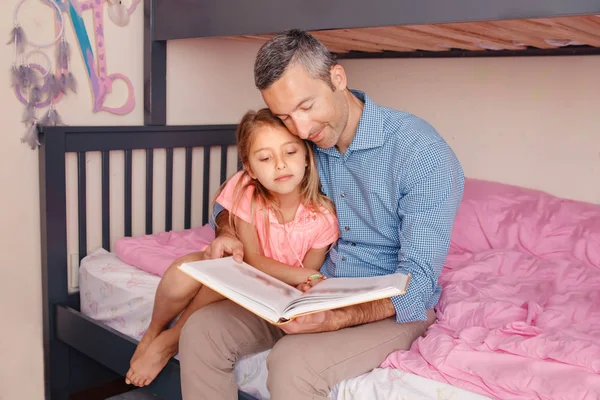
[[70, 253, 80, 289]]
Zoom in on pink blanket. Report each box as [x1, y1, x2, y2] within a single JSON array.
[[381, 179, 600, 400], [114, 224, 215, 276]]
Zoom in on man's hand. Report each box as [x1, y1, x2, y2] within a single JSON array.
[[279, 309, 340, 334], [280, 297, 397, 335], [203, 234, 244, 262]]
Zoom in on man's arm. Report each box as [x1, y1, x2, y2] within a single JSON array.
[[388, 140, 464, 323], [214, 208, 235, 237], [281, 140, 464, 334], [333, 298, 396, 329], [280, 298, 396, 334]]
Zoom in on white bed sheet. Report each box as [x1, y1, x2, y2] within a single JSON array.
[[79, 248, 491, 400]]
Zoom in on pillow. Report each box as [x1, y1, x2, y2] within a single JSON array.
[[114, 224, 215, 276]]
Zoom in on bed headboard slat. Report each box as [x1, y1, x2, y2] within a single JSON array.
[[202, 146, 211, 225], [101, 151, 111, 250], [165, 147, 174, 232], [145, 148, 154, 235], [184, 147, 193, 229], [220, 145, 228, 187], [77, 152, 87, 261], [124, 149, 133, 237]]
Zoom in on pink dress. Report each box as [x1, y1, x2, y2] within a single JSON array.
[[216, 171, 339, 267]]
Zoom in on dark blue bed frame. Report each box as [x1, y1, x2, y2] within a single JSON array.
[[40, 1, 600, 398], [38, 124, 257, 399]]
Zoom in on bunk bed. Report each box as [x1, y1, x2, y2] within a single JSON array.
[[40, 1, 600, 399]]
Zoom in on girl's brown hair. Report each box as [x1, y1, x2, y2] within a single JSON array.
[[213, 108, 336, 241]]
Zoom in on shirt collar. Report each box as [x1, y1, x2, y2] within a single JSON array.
[[315, 89, 386, 157]]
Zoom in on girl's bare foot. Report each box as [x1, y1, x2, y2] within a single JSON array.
[[125, 329, 159, 384], [126, 328, 179, 387]]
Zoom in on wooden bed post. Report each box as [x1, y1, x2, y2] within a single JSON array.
[[39, 127, 70, 399], [144, 0, 167, 126], [39, 128, 123, 399]]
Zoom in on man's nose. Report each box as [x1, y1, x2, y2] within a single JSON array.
[[291, 117, 311, 139]]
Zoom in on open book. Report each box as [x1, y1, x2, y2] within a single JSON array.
[[178, 256, 411, 324]]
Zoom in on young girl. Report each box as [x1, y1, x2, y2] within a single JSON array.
[[125, 108, 339, 387]]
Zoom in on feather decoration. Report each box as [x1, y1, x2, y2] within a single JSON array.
[[57, 40, 70, 70], [45, 73, 62, 100], [7, 26, 26, 54], [22, 102, 36, 124], [21, 123, 41, 150], [40, 108, 64, 127], [60, 71, 77, 93], [18, 65, 37, 88], [10, 64, 20, 87], [30, 85, 42, 104]]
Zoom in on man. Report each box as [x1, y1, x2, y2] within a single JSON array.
[[179, 29, 465, 399]]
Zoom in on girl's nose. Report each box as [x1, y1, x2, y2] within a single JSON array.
[[275, 157, 286, 170]]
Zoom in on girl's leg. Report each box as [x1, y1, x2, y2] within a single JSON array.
[[126, 252, 225, 386], [129, 286, 225, 386], [126, 251, 205, 384]]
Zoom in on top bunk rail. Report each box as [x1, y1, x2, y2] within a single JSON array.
[[153, 0, 600, 41]]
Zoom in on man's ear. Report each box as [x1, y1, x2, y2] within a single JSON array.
[[330, 64, 347, 91]]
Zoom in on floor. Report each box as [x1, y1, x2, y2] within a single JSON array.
[[68, 377, 150, 400], [105, 387, 164, 400]]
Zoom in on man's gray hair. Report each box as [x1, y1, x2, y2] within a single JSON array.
[[254, 29, 338, 90]]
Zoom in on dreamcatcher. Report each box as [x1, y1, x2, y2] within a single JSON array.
[[8, 0, 140, 150], [9, 0, 76, 149]]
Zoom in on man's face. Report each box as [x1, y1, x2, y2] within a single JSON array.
[[261, 64, 348, 150]]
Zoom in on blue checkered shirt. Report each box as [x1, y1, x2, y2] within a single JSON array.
[[314, 90, 464, 323], [212, 90, 464, 324]]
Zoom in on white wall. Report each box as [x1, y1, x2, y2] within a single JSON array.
[[340, 56, 600, 204], [0, 2, 261, 397], [1, 3, 599, 398]]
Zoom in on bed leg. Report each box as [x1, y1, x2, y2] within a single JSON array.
[[48, 338, 121, 399]]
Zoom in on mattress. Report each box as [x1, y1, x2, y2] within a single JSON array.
[[79, 248, 492, 400]]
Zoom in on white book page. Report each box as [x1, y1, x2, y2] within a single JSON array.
[[282, 273, 410, 318], [178, 257, 302, 321]]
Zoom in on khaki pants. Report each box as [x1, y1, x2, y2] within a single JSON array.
[[179, 300, 435, 400]]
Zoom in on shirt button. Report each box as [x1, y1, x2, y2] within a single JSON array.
[[344, 226, 349, 231], [340, 193, 345, 198], [341, 256, 347, 261]]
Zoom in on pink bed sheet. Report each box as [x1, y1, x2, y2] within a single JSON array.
[[114, 224, 215, 276], [381, 179, 600, 400]]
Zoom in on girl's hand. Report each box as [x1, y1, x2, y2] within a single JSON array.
[[296, 273, 326, 292]]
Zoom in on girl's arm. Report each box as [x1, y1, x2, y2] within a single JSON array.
[[235, 217, 325, 286], [299, 247, 328, 271]]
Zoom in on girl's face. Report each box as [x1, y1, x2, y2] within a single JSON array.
[[246, 124, 308, 197]]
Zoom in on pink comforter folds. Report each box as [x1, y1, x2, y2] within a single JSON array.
[[381, 179, 600, 400], [114, 224, 215, 276]]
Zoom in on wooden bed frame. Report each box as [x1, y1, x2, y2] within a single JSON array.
[[38, 125, 259, 399], [144, 0, 600, 125], [41, 1, 600, 399]]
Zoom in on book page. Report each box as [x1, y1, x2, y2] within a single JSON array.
[[281, 273, 410, 319], [178, 257, 302, 322]]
